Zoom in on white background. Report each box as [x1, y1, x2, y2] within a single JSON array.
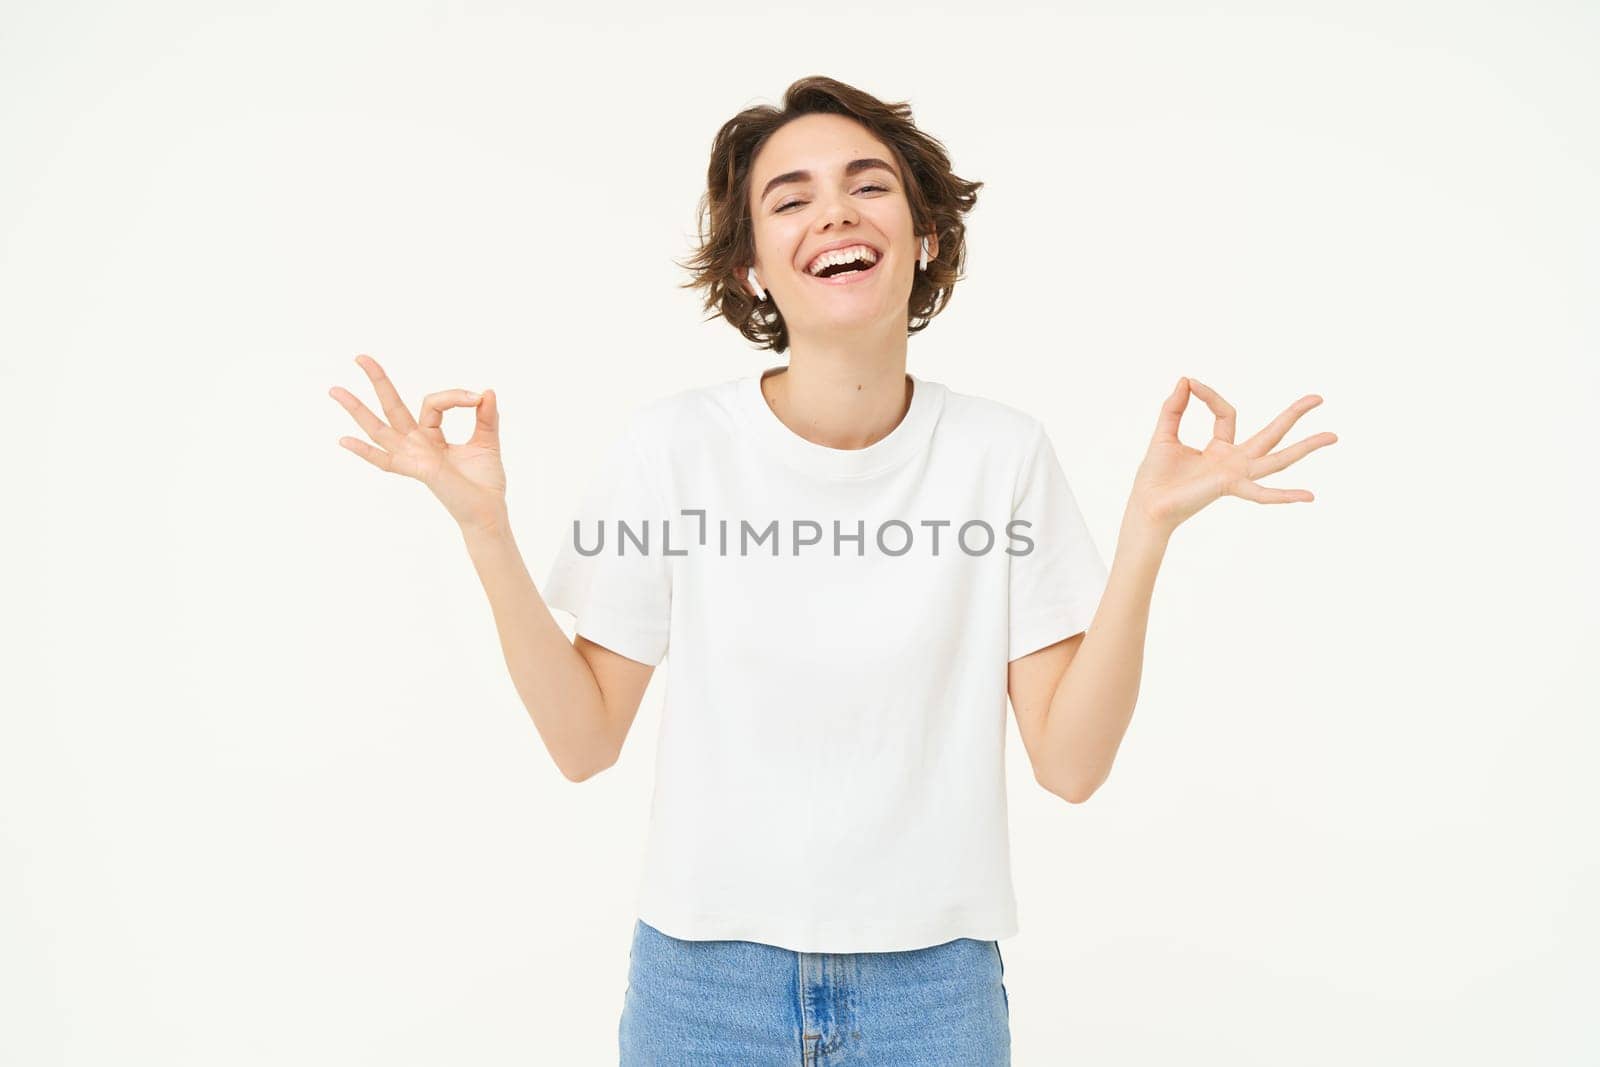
[[3, 2, 1595, 1064]]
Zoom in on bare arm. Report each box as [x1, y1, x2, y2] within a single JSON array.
[[1026, 376, 1336, 801], [329, 354, 653, 783], [461, 519, 653, 782], [1026, 512, 1166, 802]]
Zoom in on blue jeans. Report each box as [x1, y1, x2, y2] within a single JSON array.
[[618, 918, 1011, 1066]]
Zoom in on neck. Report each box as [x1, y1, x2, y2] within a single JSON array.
[[762, 322, 912, 451]]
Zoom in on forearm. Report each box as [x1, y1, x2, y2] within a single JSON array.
[[459, 519, 613, 781], [1038, 509, 1171, 800]]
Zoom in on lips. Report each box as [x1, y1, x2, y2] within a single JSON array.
[[804, 252, 884, 287]]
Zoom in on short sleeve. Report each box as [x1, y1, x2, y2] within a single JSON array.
[[1007, 420, 1109, 662], [541, 424, 673, 666]]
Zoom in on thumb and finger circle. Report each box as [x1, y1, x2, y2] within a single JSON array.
[[1184, 378, 1237, 444], [1150, 377, 1238, 446], [331, 385, 493, 481], [333, 356, 493, 480], [1147, 377, 1334, 511], [1162, 379, 1332, 457], [418, 389, 484, 431]]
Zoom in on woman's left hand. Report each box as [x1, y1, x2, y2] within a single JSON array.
[[1128, 377, 1338, 535]]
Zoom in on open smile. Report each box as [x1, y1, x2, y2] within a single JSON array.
[[805, 254, 884, 287]]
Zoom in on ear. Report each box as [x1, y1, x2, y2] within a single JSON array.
[[924, 233, 940, 263], [738, 264, 762, 298]]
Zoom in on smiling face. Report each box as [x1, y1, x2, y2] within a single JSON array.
[[745, 112, 936, 342]]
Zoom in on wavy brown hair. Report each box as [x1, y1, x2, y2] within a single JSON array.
[[677, 76, 984, 353]]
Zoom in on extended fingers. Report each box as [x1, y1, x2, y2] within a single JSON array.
[[1185, 378, 1236, 444], [336, 434, 396, 473], [1233, 479, 1314, 504], [1243, 394, 1324, 457], [1249, 430, 1339, 479], [354, 354, 418, 433], [328, 384, 405, 451]]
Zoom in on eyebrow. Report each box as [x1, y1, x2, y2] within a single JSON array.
[[758, 157, 899, 203]]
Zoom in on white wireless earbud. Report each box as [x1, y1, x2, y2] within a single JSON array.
[[747, 268, 767, 302], [918, 237, 930, 271]]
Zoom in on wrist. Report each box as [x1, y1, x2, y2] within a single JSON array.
[[1119, 504, 1174, 551], [460, 509, 513, 544]]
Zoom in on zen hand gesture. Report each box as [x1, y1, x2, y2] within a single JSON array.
[[1129, 377, 1338, 534], [329, 354, 508, 533]]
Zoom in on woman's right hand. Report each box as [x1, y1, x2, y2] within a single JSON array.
[[329, 354, 509, 534]]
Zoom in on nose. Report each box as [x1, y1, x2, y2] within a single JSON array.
[[814, 188, 860, 231]]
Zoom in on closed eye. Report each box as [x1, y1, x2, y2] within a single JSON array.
[[776, 184, 890, 212]]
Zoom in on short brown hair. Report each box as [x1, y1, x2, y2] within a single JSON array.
[[677, 76, 984, 353]]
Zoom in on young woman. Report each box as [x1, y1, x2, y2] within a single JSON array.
[[329, 76, 1336, 1066]]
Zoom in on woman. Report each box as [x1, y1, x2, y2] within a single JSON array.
[[328, 76, 1335, 1066]]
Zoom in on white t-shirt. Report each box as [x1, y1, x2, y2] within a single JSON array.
[[541, 365, 1108, 953]]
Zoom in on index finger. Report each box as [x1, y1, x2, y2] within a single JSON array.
[[1185, 378, 1237, 445]]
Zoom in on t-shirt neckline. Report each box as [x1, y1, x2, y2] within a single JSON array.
[[737, 364, 944, 480]]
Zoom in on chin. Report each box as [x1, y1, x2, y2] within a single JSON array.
[[803, 304, 891, 333], [806, 287, 910, 323]]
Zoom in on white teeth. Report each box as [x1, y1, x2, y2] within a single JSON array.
[[806, 245, 879, 275]]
